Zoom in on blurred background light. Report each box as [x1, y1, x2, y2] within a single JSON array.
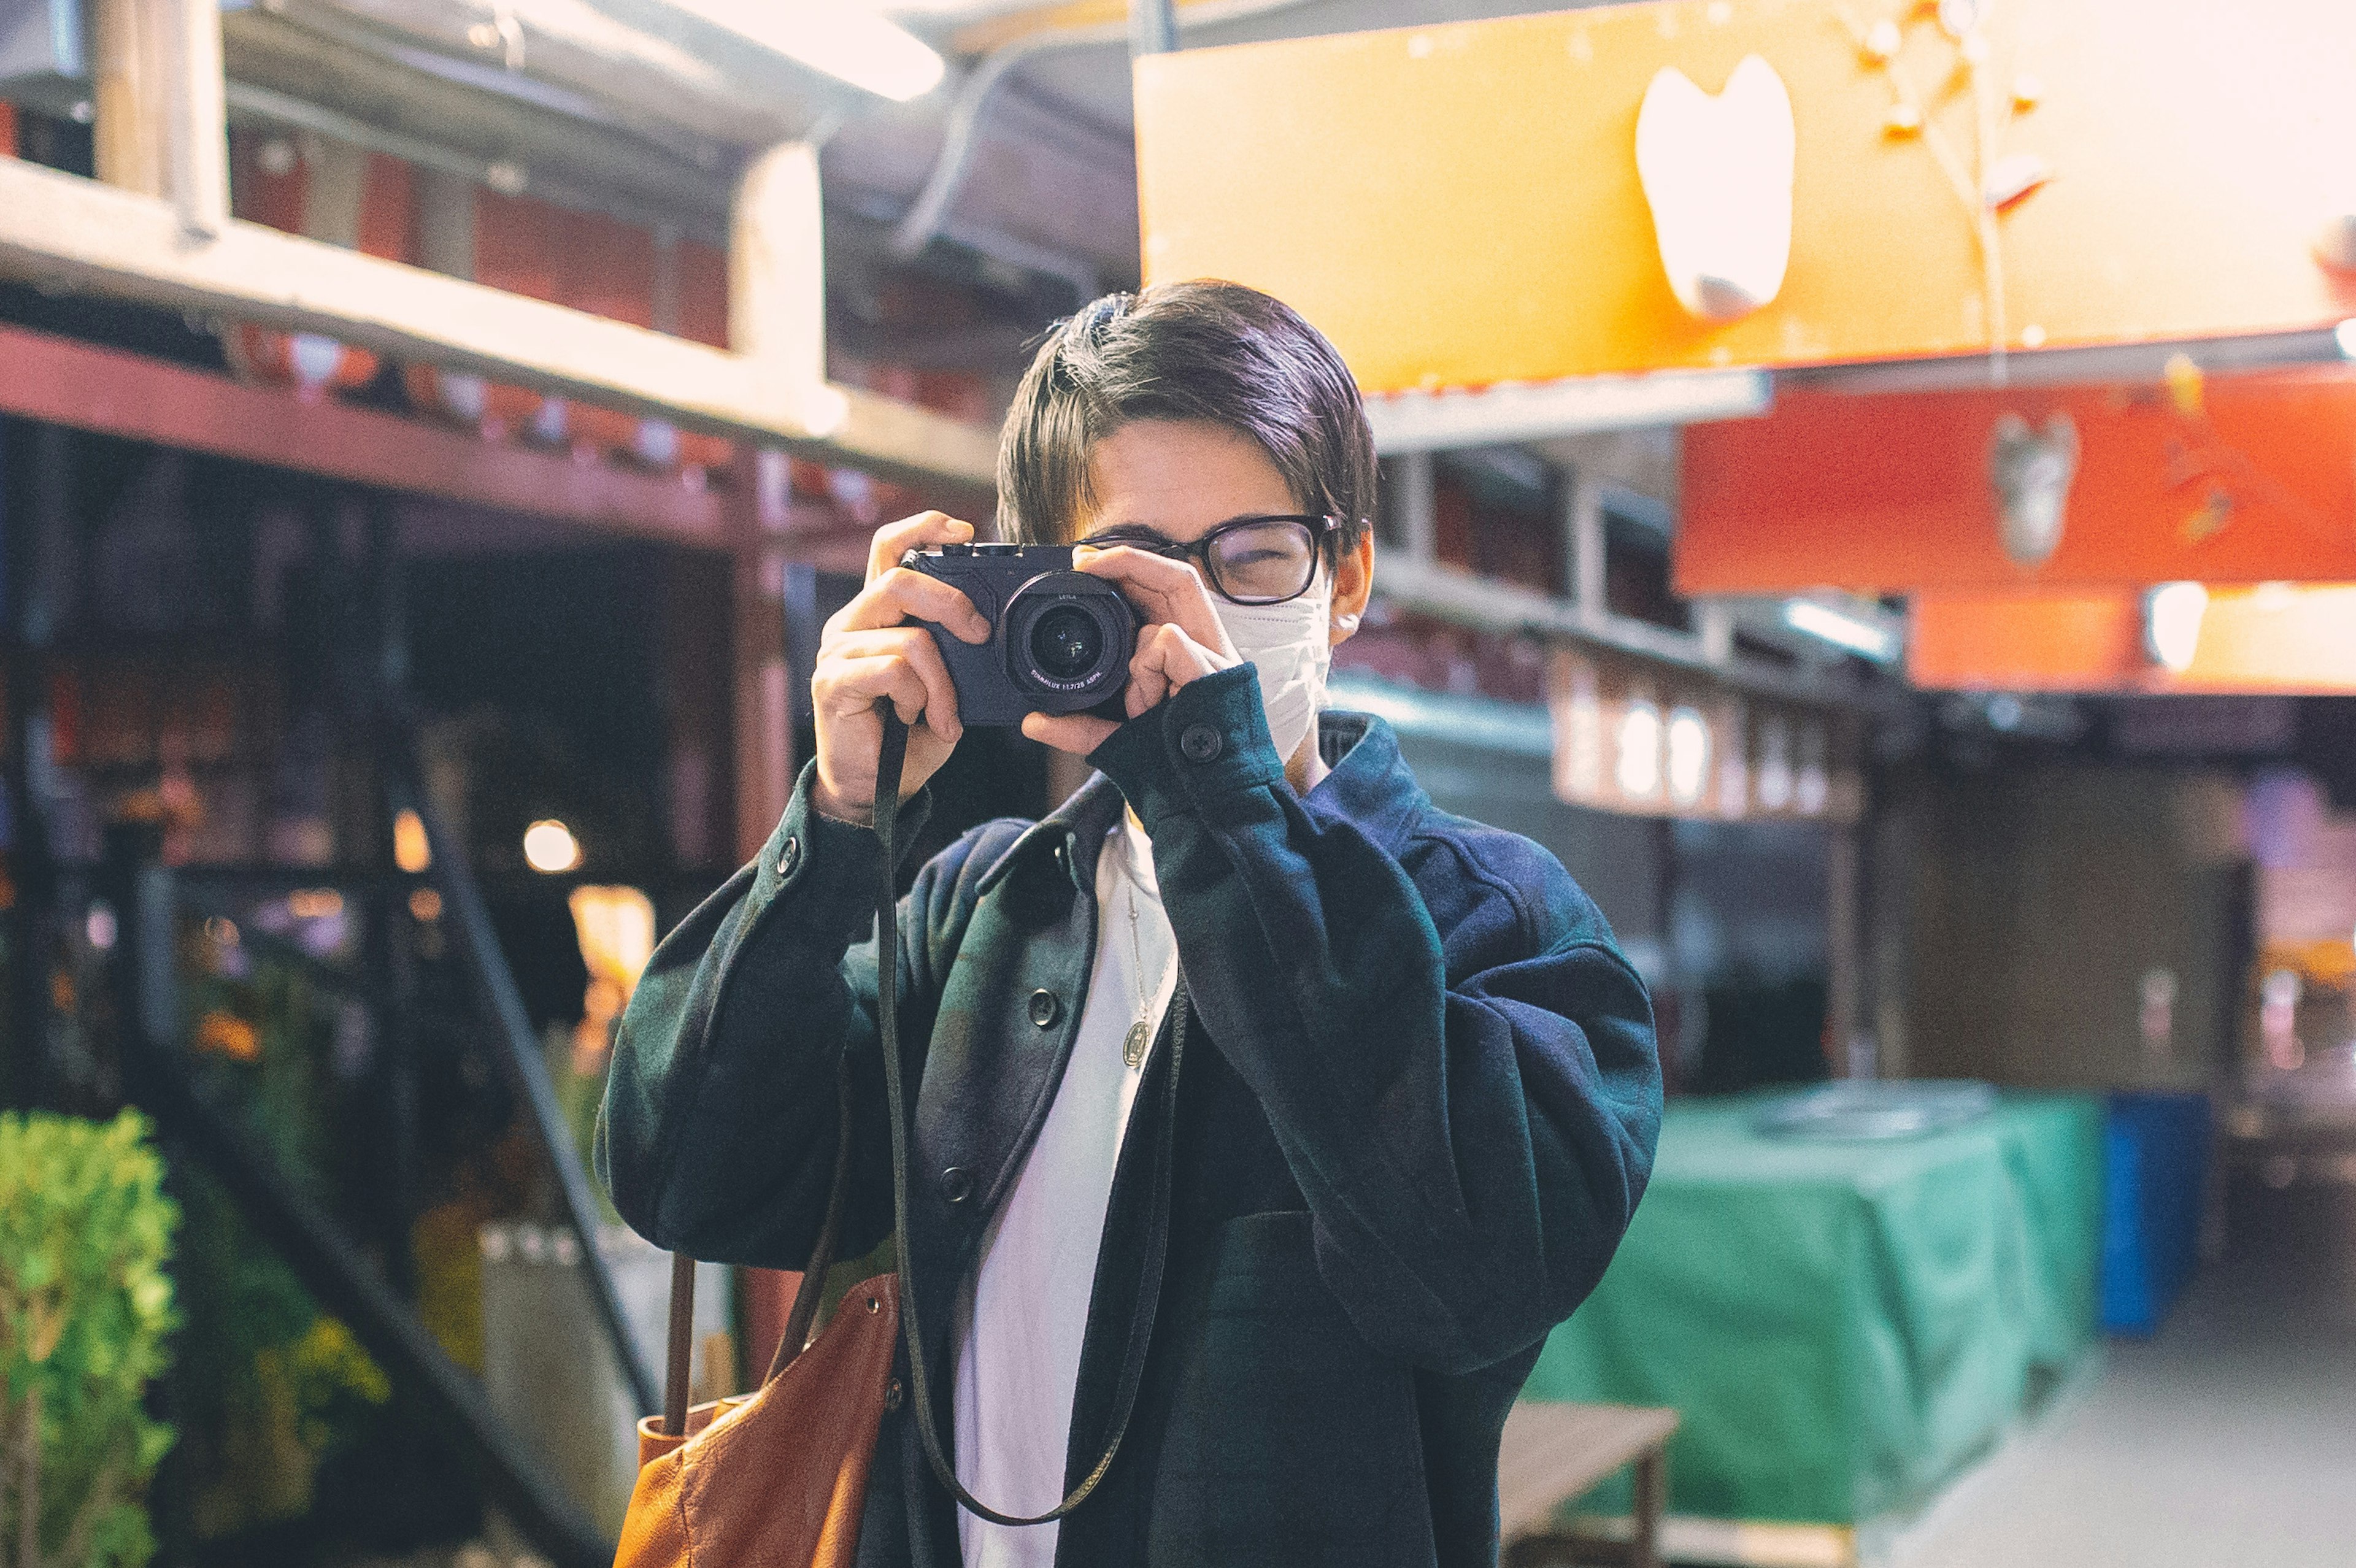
[[1781, 598, 1898, 662], [393, 807, 433, 874], [523, 819, 583, 874], [2144, 582, 2209, 673], [1666, 705, 1711, 807], [1617, 701, 1663, 799]]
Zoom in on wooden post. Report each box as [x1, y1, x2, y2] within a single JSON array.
[[731, 540, 793, 866], [1391, 451, 1436, 564], [166, 0, 229, 237], [730, 446, 795, 865], [1631, 1445, 1668, 1568], [728, 144, 827, 863], [730, 142, 826, 388], [1827, 824, 1865, 1077], [94, 0, 228, 233], [1565, 469, 1606, 631], [414, 166, 479, 280], [92, 0, 167, 197]]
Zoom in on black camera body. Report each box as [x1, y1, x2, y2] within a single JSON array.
[[903, 543, 1139, 726]]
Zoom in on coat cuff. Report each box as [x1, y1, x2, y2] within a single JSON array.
[[749, 761, 933, 942], [1088, 663, 1285, 830]]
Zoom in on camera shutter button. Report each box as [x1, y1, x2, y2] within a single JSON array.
[[1179, 724, 1223, 763]]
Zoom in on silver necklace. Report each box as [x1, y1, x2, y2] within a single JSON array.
[[1122, 855, 1158, 1070]]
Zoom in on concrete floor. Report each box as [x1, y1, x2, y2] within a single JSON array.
[[1889, 1180, 2356, 1568]]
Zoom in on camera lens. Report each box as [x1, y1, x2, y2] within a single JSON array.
[[1030, 605, 1104, 683], [1002, 570, 1134, 712]]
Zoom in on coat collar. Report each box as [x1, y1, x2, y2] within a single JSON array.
[[1303, 709, 1430, 858], [973, 708, 1426, 901]]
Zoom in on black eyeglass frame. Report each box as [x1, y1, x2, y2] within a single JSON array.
[[1080, 513, 1343, 606]]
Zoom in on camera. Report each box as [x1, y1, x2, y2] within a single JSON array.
[[903, 542, 1139, 726]]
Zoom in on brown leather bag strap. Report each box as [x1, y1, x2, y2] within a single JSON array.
[[662, 1251, 696, 1437], [870, 709, 1182, 1529]]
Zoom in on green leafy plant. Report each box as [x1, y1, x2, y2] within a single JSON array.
[[0, 1110, 179, 1568]]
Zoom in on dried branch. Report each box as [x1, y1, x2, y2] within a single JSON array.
[[52, 1456, 123, 1568], [1833, 4, 2019, 383]]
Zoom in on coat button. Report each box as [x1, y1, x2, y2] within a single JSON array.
[[1179, 724, 1222, 763], [941, 1167, 973, 1204], [1028, 990, 1061, 1028], [776, 834, 802, 877]]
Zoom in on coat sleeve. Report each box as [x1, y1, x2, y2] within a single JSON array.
[[1088, 665, 1663, 1374], [594, 764, 1002, 1270]]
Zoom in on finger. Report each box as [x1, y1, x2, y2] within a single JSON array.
[[1132, 621, 1229, 696], [1125, 642, 1170, 717], [835, 567, 991, 643], [1072, 545, 1234, 655], [1023, 712, 1122, 756], [866, 511, 976, 583], [823, 654, 931, 728], [830, 629, 962, 742]]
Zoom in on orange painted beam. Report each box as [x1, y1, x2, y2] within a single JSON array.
[[1677, 369, 2356, 594], [0, 323, 729, 545], [1135, 0, 2356, 391], [1911, 585, 2356, 693]]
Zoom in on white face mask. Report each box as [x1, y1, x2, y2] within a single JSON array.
[[1214, 572, 1333, 769]]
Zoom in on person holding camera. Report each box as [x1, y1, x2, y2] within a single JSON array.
[[599, 282, 1661, 1568]]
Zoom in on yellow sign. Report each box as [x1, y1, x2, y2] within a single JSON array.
[[1136, 0, 2356, 391]]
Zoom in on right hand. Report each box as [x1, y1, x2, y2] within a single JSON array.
[[810, 512, 993, 824]]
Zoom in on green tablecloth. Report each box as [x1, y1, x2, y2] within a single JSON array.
[[1522, 1093, 2104, 1524]]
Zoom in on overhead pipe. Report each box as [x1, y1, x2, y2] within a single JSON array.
[[1131, 0, 1179, 58], [888, 0, 1314, 272]]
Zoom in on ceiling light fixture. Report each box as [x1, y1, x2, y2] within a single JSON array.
[[663, 2, 946, 102], [1780, 598, 1898, 662]]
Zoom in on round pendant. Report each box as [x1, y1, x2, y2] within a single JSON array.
[[1123, 1020, 1152, 1069]]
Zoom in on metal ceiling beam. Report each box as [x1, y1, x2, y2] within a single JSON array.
[[1372, 557, 1899, 714], [0, 156, 1001, 494], [1363, 369, 1772, 455], [1781, 328, 2350, 396], [0, 321, 733, 542]]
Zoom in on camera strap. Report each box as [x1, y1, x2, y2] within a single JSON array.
[[871, 707, 1183, 1528]]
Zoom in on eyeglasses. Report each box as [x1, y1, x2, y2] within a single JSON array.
[[1082, 513, 1339, 605]]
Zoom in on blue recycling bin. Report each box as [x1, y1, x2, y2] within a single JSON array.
[[2100, 1092, 2211, 1335]]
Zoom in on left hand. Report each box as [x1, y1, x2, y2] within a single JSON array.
[[1022, 544, 1242, 756]]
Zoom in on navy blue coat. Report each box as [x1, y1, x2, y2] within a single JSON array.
[[599, 663, 1661, 1567]]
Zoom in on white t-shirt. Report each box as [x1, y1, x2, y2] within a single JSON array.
[[951, 814, 1176, 1568]]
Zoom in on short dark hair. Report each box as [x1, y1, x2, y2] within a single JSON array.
[[996, 281, 1377, 549]]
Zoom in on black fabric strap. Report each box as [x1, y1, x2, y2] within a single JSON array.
[[873, 707, 1180, 1529]]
